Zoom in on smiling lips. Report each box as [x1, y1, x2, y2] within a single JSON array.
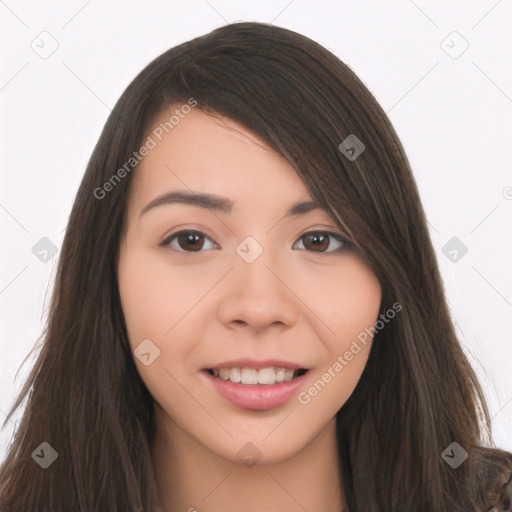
[[205, 358, 308, 385], [203, 359, 310, 410], [208, 367, 306, 385]]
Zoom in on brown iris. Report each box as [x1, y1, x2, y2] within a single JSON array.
[[302, 232, 330, 252], [177, 232, 205, 252]]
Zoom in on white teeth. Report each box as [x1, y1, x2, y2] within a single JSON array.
[[210, 366, 303, 385], [257, 367, 275, 385], [275, 367, 285, 383], [241, 368, 258, 385], [229, 367, 241, 383]]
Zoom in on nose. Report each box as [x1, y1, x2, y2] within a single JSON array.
[[216, 252, 302, 333]]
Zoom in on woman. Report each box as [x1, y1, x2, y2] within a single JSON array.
[[1, 21, 511, 512]]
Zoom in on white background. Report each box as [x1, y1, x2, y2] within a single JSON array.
[[1, 0, 511, 463]]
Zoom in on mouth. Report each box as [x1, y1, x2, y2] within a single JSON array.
[[201, 365, 310, 411], [203, 367, 309, 385]]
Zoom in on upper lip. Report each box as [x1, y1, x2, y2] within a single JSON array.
[[205, 358, 309, 370]]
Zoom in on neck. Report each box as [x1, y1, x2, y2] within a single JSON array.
[[151, 408, 346, 512]]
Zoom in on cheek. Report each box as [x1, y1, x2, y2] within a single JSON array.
[[302, 253, 382, 342], [117, 247, 205, 412], [299, 255, 381, 407], [118, 253, 169, 344], [118, 247, 206, 347]]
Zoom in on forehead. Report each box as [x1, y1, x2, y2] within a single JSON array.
[[127, 106, 309, 211]]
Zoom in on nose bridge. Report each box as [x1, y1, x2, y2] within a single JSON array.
[[216, 236, 301, 330], [238, 257, 278, 296]]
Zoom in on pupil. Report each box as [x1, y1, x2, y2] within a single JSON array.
[[306, 233, 328, 251], [180, 232, 203, 251]]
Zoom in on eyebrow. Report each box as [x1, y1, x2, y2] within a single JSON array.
[[139, 190, 324, 219]]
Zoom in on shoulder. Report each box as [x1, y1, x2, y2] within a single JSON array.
[[487, 467, 512, 511], [482, 447, 512, 511]]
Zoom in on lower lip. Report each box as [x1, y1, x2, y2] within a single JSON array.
[[202, 371, 309, 411]]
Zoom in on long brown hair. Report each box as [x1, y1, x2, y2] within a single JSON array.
[[1, 21, 510, 511]]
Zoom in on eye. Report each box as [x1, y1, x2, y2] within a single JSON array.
[[161, 230, 218, 252], [292, 231, 349, 253], [160, 230, 351, 254]]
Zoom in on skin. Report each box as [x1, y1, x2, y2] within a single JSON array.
[[117, 106, 382, 512]]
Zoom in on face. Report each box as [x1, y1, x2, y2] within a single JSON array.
[[117, 106, 382, 465]]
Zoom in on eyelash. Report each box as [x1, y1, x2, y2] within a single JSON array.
[[160, 230, 352, 254]]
